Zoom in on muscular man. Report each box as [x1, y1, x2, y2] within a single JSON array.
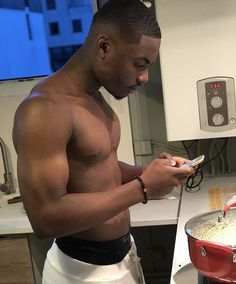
[[13, 0, 193, 283]]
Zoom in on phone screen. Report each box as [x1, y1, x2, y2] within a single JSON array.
[[181, 155, 205, 168]]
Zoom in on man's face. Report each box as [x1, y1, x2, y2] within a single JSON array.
[[100, 35, 161, 100]]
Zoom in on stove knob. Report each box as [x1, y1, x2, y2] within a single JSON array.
[[212, 114, 224, 125], [211, 96, 223, 108]]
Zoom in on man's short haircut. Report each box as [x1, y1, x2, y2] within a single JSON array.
[[92, 0, 161, 43]]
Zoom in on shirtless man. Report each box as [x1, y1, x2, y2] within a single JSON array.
[[13, 0, 194, 283]]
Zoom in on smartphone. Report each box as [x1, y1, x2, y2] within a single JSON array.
[[181, 155, 205, 168]]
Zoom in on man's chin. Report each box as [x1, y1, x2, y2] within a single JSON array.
[[105, 87, 133, 100], [113, 91, 130, 100]]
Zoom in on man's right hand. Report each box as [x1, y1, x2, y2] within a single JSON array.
[[140, 158, 194, 199]]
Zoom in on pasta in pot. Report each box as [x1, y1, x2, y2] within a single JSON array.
[[190, 210, 236, 245]]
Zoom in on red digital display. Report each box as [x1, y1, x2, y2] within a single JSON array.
[[211, 82, 221, 89]]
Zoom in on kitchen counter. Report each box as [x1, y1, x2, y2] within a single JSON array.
[[130, 187, 181, 227], [0, 187, 181, 235], [0, 193, 33, 235], [170, 175, 236, 284]]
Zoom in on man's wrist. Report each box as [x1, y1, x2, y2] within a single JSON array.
[[135, 176, 148, 204]]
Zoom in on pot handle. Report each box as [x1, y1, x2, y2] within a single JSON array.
[[196, 240, 236, 262], [196, 239, 233, 254], [223, 195, 236, 212]]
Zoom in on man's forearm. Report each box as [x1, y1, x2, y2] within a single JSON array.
[[118, 161, 147, 184]]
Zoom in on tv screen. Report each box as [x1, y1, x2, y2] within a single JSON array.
[[0, 0, 100, 81]]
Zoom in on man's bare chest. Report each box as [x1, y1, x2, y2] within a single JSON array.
[[68, 100, 121, 162]]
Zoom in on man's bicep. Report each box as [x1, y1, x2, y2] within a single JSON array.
[[17, 147, 69, 209], [16, 149, 69, 236], [16, 119, 69, 195], [14, 104, 71, 210]]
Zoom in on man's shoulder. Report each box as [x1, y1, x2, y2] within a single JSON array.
[[19, 79, 69, 112], [15, 81, 74, 131]]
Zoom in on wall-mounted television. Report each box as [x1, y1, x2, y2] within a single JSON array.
[[0, 0, 105, 81]]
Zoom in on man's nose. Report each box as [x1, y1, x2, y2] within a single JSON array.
[[137, 69, 149, 83]]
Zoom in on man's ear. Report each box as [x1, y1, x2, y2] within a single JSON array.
[[97, 34, 110, 59]]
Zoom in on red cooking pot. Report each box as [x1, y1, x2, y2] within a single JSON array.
[[185, 196, 236, 283]]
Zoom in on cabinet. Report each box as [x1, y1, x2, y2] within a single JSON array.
[[132, 225, 177, 284], [0, 234, 35, 284]]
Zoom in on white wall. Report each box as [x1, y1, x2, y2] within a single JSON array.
[[101, 87, 134, 165], [156, 0, 236, 141], [0, 78, 134, 194]]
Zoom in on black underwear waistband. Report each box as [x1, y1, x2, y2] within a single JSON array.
[[55, 231, 131, 265]]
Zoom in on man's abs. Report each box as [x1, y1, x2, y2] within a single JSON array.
[[67, 145, 130, 241], [70, 209, 131, 241]]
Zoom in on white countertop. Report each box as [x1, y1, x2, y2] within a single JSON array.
[[0, 187, 181, 235], [0, 193, 33, 235], [130, 187, 181, 227], [170, 175, 236, 284]]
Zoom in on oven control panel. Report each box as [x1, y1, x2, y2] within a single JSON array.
[[197, 77, 236, 132]]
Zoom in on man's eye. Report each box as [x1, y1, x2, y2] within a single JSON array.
[[135, 63, 146, 69]]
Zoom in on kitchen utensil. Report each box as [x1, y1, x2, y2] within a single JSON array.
[[185, 196, 236, 283]]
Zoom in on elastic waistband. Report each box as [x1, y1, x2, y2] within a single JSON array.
[[44, 237, 143, 283], [55, 231, 131, 265]]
